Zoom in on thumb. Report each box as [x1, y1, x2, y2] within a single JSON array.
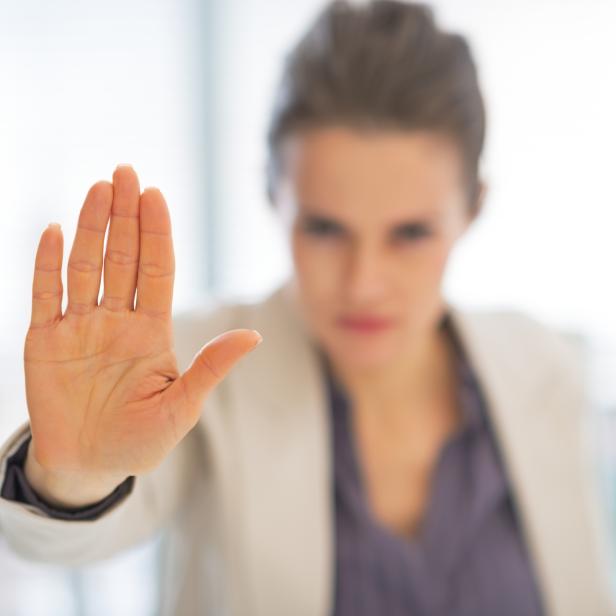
[[167, 328, 263, 427]]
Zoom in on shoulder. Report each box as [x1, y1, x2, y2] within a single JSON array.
[[171, 297, 257, 372], [453, 304, 589, 394], [171, 285, 294, 373], [466, 306, 583, 350]]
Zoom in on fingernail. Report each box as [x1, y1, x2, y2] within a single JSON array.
[[115, 164, 133, 171], [252, 330, 263, 346], [47, 222, 61, 230]]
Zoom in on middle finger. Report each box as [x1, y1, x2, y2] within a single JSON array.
[[101, 165, 141, 312]]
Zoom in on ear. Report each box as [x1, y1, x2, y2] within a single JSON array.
[[468, 179, 487, 225]]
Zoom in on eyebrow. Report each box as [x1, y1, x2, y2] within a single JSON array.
[[298, 209, 435, 229]]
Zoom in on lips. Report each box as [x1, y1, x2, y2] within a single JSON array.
[[337, 315, 395, 332]]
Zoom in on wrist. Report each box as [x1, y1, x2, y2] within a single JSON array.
[[24, 440, 129, 509]]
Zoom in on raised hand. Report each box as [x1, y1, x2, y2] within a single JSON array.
[[23, 165, 261, 506]]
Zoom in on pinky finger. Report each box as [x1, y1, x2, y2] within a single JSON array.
[[30, 223, 64, 329]]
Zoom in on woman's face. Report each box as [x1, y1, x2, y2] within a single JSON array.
[[274, 126, 480, 371]]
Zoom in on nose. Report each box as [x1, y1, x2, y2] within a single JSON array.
[[343, 240, 388, 304]]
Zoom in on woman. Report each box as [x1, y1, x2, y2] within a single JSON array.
[[0, 1, 612, 615]]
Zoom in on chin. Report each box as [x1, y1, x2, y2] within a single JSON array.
[[323, 329, 400, 369], [333, 348, 397, 373]]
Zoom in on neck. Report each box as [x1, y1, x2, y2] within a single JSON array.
[[327, 316, 454, 413]]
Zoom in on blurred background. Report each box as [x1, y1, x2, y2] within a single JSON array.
[[1, 0, 615, 613]]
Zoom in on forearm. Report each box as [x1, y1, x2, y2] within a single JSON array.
[[0, 422, 146, 565], [0, 419, 201, 566]]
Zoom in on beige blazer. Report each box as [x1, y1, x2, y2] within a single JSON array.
[[0, 280, 614, 616]]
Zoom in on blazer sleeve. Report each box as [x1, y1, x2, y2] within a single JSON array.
[[1, 433, 134, 520], [0, 417, 205, 567]]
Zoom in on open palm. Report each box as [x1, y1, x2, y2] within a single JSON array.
[[24, 166, 261, 481]]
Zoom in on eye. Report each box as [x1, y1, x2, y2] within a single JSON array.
[[301, 218, 344, 237], [393, 224, 431, 241]]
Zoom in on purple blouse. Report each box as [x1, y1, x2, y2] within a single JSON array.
[[322, 310, 544, 615]]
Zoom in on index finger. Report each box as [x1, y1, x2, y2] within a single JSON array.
[[135, 187, 175, 318]]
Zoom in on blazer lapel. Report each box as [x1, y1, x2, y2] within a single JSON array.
[[225, 281, 334, 616], [447, 304, 613, 616]]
